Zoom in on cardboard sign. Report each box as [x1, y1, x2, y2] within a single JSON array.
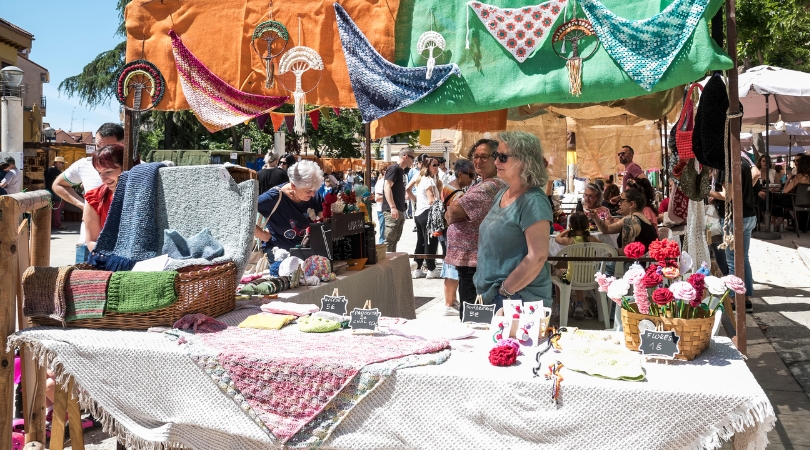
[[516, 307, 552, 347], [462, 302, 496, 324], [230, 152, 238, 160], [639, 329, 681, 359], [243, 138, 252, 153], [320, 289, 348, 315], [349, 307, 380, 330], [85, 145, 96, 154], [501, 299, 524, 318]]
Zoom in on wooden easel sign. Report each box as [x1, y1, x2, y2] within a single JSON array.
[[320, 288, 348, 315], [462, 296, 496, 325], [349, 300, 380, 331]]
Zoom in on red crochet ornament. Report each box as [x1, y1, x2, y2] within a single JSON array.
[[642, 264, 663, 288], [322, 192, 338, 219], [652, 288, 675, 306], [649, 239, 680, 264], [687, 273, 706, 307], [489, 345, 518, 367], [624, 242, 646, 259]]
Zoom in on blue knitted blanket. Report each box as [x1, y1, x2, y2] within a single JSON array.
[[88, 162, 165, 271]]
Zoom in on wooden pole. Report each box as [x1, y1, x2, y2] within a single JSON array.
[[364, 123, 372, 190], [725, 0, 747, 355], [123, 109, 135, 171]]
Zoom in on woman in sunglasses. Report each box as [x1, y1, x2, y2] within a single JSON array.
[[588, 188, 657, 255], [254, 160, 324, 251], [474, 131, 555, 312]]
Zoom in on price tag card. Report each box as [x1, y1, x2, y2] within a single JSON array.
[[320, 295, 348, 316], [349, 308, 380, 330], [230, 152, 238, 160], [462, 302, 496, 324], [639, 329, 681, 359]]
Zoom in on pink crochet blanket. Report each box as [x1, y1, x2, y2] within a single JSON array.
[[195, 328, 448, 442]]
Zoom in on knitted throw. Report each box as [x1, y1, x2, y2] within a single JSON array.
[[170, 30, 288, 133], [190, 327, 449, 442], [465, 0, 566, 63], [580, 0, 710, 91], [106, 271, 178, 313], [334, 4, 461, 124], [22, 265, 73, 324], [65, 269, 112, 321], [89, 163, 166, 272]]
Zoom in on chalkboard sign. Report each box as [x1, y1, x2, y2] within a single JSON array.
[[320, 295, 348, 315], [639, 329, 681, 359], [349, 307, 380, 330], [462, 302, 496, 324]]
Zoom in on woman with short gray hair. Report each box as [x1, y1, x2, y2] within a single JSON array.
[[474, 131, 554, 310], [254, 160, 324, 251]]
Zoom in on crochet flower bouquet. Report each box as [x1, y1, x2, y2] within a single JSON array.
[[595, 240, 746, 319]]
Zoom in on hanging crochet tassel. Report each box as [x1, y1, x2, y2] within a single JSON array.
[[426, 55, 436, 80], [567, 57, 582, 97], [293, 91, 305, 134], [265, 58, 275, 88]]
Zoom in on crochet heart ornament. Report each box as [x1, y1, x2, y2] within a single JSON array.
[[466, 0, 567, 63]]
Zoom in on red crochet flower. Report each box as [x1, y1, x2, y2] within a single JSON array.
[[624, 242, 646, 259], [534, 28, 545, 38], [506, 38, 518, 49], [515, 47, 527, 58], [652, 288, 674, 306], [642, 265, 663, 288], [687, 273, 706, 307], [649, 239, 680, 264], [489, 345, 518, 366], [524, 21, 535, 30]]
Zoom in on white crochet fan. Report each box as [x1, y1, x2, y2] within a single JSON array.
[[416, 11, 447, 79], [278, 20, 323, 134]]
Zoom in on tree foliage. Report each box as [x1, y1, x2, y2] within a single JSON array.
[[737, 0, 810, 72], [57, 41, 126, 109]]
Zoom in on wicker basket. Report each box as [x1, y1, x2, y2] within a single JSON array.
[[620, 303, 714, 361], [226, 166, 257, 183], [30, 262, 237, 330]]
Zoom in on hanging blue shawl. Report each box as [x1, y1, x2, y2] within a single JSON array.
[[88, 162, 166, 271], [333, 3, 461, 123], [580, 0, 710, 91]]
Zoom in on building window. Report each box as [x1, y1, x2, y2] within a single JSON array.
[[40, 73, 47, 82]]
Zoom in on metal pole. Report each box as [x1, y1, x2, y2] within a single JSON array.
[[364, 123, 372, 190], [123, 109, 135, 171], [725, 0, 747, 355]]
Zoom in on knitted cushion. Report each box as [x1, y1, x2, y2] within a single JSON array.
[[65, 270, 112, 321], [107, 271, 178, 313], [303, 255, 332, 281], [238, 313, 296, 330], [298, 316, 341, 333], [22, 265, 73, 324]]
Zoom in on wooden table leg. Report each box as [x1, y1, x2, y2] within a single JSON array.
[[65, 378, 85, 450], [49, 378, 69, 450]]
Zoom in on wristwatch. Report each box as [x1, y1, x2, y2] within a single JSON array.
[[498, 285, 515, 298]]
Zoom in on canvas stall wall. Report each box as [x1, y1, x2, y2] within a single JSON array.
[[573, 116, 663, 180]]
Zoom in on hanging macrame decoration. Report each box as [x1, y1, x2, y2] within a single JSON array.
[[334, 3, 460, 124], [251, 20, 290, 88], [277, 18, 323, 134], [416, 11, 447, 79], [579, 0, 710, 91], [169, 30, 288, 133], [116, 59, 165, 152], [465, 0, 567, 63], [551, 0, 598, 97]]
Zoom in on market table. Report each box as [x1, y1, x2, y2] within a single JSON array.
[[273, 252, 416, 319], [8, 315, 774, 450]]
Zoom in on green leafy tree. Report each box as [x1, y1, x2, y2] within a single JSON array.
[[306, 108, 364, 158], [737, 0, 810, 72]]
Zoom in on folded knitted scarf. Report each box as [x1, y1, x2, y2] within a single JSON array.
[[162, 228, 225, 260], [260, 301, 319, 316], [64, 269, 112, 321], [106, 271, 178, 313], [22, 265, 74, 324], [89, 162, 166, 271], [239, 313, 296, 330]]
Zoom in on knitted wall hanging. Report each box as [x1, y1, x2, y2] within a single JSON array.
[[465, 0, 567, 63], [334, 3, 460, 124], [277, 18, 323, 134], [251, 20, 290, 89], [416, 11, 447, 79], [551, 0, 599, 97], [169, 30, 288, 133], [579, 0, 711, 91], [116, 58, 165, 152]]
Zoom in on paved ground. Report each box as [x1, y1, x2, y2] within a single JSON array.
[[42, 207, 810, 448]]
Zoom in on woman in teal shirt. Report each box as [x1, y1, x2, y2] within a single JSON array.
[[474, 131, 554, 311]]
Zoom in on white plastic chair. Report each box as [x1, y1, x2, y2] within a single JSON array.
[[551, 242, 617, 329], [658, 226, 673, 242]]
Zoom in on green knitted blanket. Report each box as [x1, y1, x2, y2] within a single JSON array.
[[107, 271, 179, 313]]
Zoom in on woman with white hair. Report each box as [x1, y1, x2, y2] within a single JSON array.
[[474, 131, 554, 311], [254, 160, 324, 251]]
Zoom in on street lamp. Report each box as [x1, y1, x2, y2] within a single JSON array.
[[44, 127, 56, 143], [1, 66, 26, 155]]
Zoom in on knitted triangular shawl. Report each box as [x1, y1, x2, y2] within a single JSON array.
[[88, 162, 165, 271]]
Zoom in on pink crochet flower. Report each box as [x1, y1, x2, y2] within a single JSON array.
[[721, 275, 747, 295], [622, 263, 645, 285], [595, 273, 614, 293], [669, 281, 696, 303], [633, 281, 650, 314]]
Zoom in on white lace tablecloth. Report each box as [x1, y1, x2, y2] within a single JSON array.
[[8, 323, 774, 450], [549, 232, 620, 257]]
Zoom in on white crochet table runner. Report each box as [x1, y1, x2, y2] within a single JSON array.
[[9, 326, 773, 450]]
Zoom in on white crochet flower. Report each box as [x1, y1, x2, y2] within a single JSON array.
[[622, 263, 645, 285], [704, 276, 727, 296], [607, 279, 631, 301]]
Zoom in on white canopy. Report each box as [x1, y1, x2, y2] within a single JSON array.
[[738, 65, 810, 128]]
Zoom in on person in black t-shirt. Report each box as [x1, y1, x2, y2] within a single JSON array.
[[258, 153, 293, 194], [382, 148, 415, 252]]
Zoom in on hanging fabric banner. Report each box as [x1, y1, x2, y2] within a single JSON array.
[[465, 0, 567, 63], [256, 113, 270, 131], [334, 3, 461, 123], [309, 110, 321, 130], [284, 115, 296, 133], [169, 31, 288, 133], [270, 114, 285, 132], [333, 107, 341, 116], [419, 130, 432, 146], [579, 0, 710, 91]]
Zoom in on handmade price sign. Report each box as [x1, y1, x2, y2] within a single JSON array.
[[349, 307, 380, 330], [639, 329, 681, 359], [462, 302, 496, 325], [320, 295, 348, 315]]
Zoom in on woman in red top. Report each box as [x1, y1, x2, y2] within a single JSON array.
[[83, 144, 125, 251]]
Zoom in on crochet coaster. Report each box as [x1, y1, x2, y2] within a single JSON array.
[[65, 270, 113, 321], [298, 316, 341, 333], [239, 313, 296, 330], [22, 265, 74, 324], [107, 271, 178, 313]]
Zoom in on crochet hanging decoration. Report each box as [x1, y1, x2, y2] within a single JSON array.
[[416, 11, 447, 79], [334, 3, 461, 124], [116, 59, 166, 154], [251, 20, 290, 89], [579, 0, 711, 91], [551, 8, 599, 97], [277, 19, 323, 134], [169, 30, 288, 133], [465, 0, 567, 63]]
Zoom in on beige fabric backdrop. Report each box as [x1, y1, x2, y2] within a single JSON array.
[[573, 118, 663, 179]]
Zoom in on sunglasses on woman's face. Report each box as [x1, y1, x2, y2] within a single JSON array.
[[431, 164, 439, 167], [492, 151, 511, 163]]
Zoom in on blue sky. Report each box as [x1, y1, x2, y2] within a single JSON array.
[[3, 0, 122, 134]]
